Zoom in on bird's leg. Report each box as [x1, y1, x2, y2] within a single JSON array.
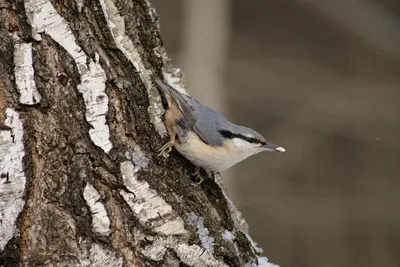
[[157, 133, 176, 158], [191, 166, 203, 184]]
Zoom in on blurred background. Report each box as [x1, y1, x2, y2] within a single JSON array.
[[151, 1, 400, 266]]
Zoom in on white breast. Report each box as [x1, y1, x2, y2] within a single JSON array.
[[174, 132, 256, 172]]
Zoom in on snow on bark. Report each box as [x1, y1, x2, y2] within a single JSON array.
[[98, 0, 166, 136], [222, 229, 240, 255], [13, 42, 41, 105], [24, 0, 112, 153], [244, 234, 279, 267], [83, 183, 111, 236], [187, 212, 214, 250], [222, 229, 235, 242], [0, 109, 26, 250]]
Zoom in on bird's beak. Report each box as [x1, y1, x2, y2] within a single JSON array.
[[262, 142, 286, 153]]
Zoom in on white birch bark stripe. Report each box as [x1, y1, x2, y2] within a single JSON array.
[[83, 183, 111, 236], [14, 42, 41, 105], [24, 0, 112, 153], [0, 109, 26, 250], [119, 161, 187, 236], [81, 243, 123, 267]]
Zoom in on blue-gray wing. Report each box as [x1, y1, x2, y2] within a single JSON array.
[[155, 78, 226, 146], [190, 100, 228, 146]]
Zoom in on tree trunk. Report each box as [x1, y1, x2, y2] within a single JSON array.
[[0, 0, 277, 266]]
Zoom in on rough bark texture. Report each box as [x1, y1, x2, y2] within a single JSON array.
[[0, 0, 276, 266]]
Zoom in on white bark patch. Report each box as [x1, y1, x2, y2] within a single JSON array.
[[140, 238, 167, 261], [162, 69, 188, 95], [187, 212, 214, 250], [119, 161, 186, 235], [50, 241, 122, 267], [80, 243, 123, 267], [0, 109, 26, 250], [14, 42, 41, 105], [175, 244, 229, 267], [78, 60, 111, 153], [24, 0, 112, 153], [83, 183, 111, 236], [98, 0, 166, 136], [140, 236, 229, 267]]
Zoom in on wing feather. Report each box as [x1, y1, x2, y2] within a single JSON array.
[[155, 78, 225, 146]]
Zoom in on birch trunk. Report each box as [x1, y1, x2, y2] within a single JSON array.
[[0, 0, 277, 266]]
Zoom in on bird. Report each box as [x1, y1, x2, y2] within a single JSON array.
[[154, 77, 285, 183]]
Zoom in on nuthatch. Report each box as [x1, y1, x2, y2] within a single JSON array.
[[155, 78, 285, 183]]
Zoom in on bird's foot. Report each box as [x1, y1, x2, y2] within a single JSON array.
[[191, 166, 204, 184], [157, 140, 174, 158]]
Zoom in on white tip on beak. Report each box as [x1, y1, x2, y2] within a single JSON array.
[[275, 146, 286, 153]]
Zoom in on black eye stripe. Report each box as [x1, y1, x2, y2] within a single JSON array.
[[219, 130, 262, 144], [218, 130, 233, 138]]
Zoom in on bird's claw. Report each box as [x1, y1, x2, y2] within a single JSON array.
[[191, 167, 203, 184], [194, 175, 204, 184], [157, 141, 173, 158]]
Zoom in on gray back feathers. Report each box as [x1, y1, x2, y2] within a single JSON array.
[[155, 78, 265, 146]]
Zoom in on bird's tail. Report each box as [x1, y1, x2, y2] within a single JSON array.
[[154, 78, 197, 126]]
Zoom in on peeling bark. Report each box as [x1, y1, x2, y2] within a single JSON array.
[[0, 0, 278, 266]]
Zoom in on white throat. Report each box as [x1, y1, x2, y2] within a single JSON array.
[[232, 137, 258, 151]]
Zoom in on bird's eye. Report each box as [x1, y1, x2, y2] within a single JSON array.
[[219, 130, 233, 138], [244, 136, 262, 144], [245, 137, 255, 143]]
